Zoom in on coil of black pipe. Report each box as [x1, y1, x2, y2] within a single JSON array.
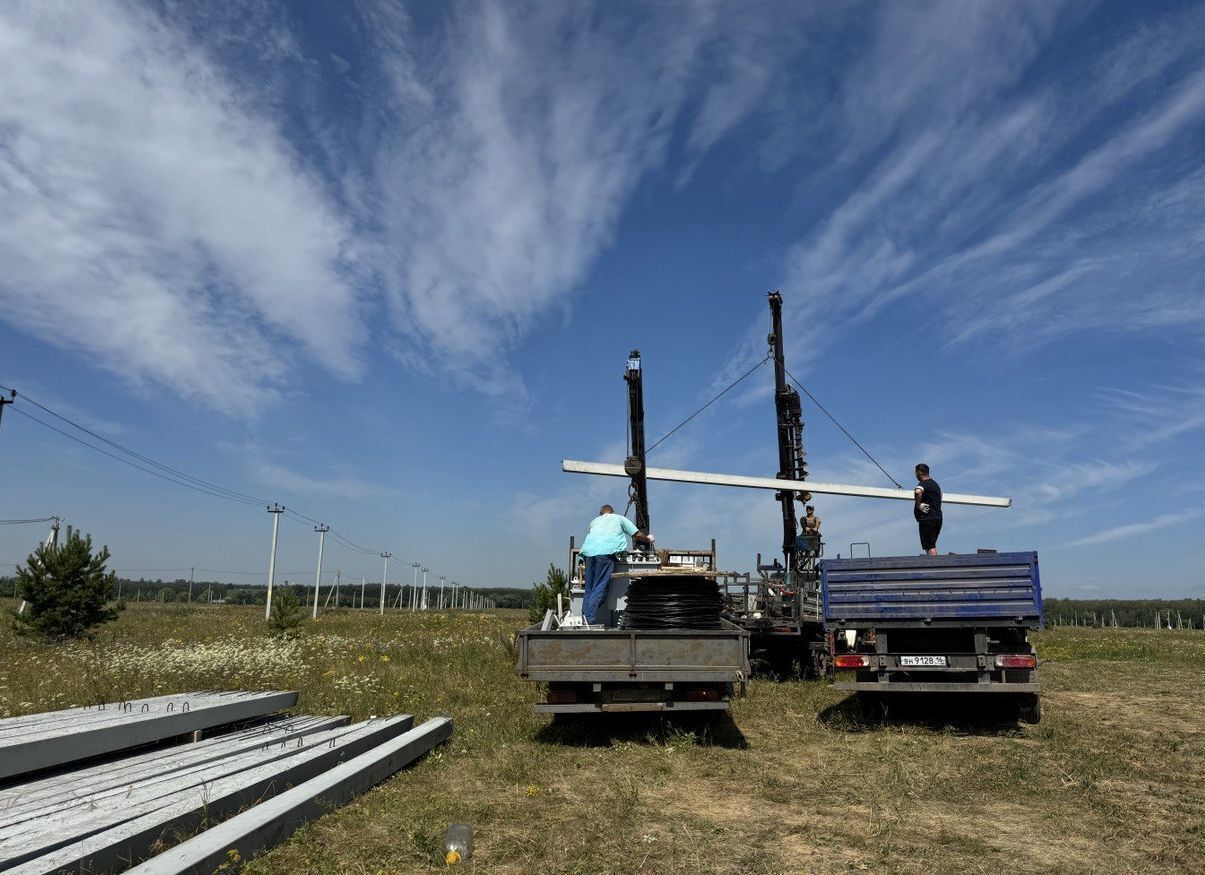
[[619, 575, 723, 630]]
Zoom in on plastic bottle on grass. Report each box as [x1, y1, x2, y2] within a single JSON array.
[[444, 822, 473, 865]]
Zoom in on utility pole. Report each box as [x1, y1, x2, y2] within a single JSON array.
[[360, 576, 366, 610], [411, 563, 421, 612], [379, 553, 391, 615], [188, 567, 194, 604], [451, 580, 458, 611], [421, 567, 429, 610], [264, 504, 284, 621], [312, 524, 329, 619], [439, 576, 446, 610], [0, 389, 15, 436]]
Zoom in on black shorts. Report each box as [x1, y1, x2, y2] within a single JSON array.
[[918, 519, 942, 551]]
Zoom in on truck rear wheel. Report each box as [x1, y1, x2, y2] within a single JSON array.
[[1018, 693, 1041, 724]]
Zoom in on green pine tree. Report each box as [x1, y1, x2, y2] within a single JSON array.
[[14, 532, 121, 640], [268, 586, 305, 637], [529, 563, 570, 623]]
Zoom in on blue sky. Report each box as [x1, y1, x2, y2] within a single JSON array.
[[0, 0, 1202, 597]]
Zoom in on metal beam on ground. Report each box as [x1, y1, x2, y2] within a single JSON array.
[[4, 716, 414, 872], [0, 692, 196, 731], [0, 718, 385, 848], [0, 715, 294, 804], [0, 694, 253, 743], [123, 717, 453, 875], [0, 690, 298, 781], [0, 716, 348, 826], [0, 716, 315, 811], [561, 460, 1012, 508], [0, 720, 385, 857]]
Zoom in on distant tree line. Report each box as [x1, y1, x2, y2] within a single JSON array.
[[1045, 598, 1205, 630], [0, 575, 533, 609]]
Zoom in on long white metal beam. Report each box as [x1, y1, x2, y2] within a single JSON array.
[[561, 460, 1011, 508], [124, 718, 453, 875], [6, 715, 415, 872], [0, 691, 300, 781]]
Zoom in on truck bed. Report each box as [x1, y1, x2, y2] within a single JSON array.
[[821, 552, 1042, 629], [516, 619, 750, 683]]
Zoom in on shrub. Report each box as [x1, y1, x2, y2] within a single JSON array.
[[13, 532, 121, 640], [529, 563, 570, 623], [268, 586, 305, 637]]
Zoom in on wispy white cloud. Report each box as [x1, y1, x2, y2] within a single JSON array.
[[247, 460, 390, 503], [2, 0, 1202, 432], [0, 0, 364, 414], [756, 1, 1205, 375], [1064, 508, 1202, 548], [365, 4, 729, 402], [1094, 379, 1205, 450], [3, 1, 785, 415]]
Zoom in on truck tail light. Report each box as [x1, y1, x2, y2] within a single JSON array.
[[546, 689, 578, 704], [994, 654, 1036, 669], [834, 654, 871, 669], [685, 687, 720, 701]]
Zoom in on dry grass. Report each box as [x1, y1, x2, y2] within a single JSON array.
[[2, 603, 1203, 874]]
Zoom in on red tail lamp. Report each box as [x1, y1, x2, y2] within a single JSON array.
[[834, 654, 871, 669], [994, 654, 1037, 669]]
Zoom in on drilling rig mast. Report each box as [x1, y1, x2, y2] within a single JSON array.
[[624, 350, 651, 537], [768, 292, 809, 574]]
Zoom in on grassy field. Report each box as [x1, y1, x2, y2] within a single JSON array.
[[1, 603, 1203, 874]]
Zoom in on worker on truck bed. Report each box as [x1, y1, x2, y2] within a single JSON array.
[[579, 504, 652, 625], [914, 463, 943, 555]]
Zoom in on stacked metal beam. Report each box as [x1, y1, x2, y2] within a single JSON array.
[[0, 694, 452, 874], [0, 691, 299, 780], [126, 718, 454, 875]]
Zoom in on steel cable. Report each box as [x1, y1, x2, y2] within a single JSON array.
[[783, 366, 903, 489], [646, 354, 771, 454], [619, 576, 724, 630]]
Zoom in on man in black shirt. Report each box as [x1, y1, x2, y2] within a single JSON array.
[[913, 463, 943, 555]]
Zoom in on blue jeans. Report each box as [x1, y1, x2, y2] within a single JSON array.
[[582, 554, 615, 625]]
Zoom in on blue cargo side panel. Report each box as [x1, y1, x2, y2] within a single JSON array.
[[821, 552, 1042, 628]]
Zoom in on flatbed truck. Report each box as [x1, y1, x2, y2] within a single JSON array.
[[516, 609, 749, 714], [822, 550, 1043, 722]]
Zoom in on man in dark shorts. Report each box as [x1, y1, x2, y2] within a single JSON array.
[[913, 463, 942, 555]]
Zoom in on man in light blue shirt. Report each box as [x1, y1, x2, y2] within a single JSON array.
[[579, 504, 652, 625]]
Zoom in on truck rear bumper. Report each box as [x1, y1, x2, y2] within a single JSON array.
[[536, 700, 731, 714], [836, 681, 1040, 693]]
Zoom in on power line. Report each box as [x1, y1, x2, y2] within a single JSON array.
[[7, 406, 266, 507], [0, 382, 269, 507], [782, 366, 903, 489], [647, 353, 772, 454], [281, 510, 383, 558], [0, 383, 398, 558], [0, 380, 465, 587], [0, 517, 58, 526]]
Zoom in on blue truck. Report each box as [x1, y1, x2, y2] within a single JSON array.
[[821, 550, 1043, 723]]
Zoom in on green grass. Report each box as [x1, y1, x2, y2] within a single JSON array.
[[2, 603, 1203, 874]]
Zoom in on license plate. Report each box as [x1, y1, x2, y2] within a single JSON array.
[[899, 655, 947, 667]]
